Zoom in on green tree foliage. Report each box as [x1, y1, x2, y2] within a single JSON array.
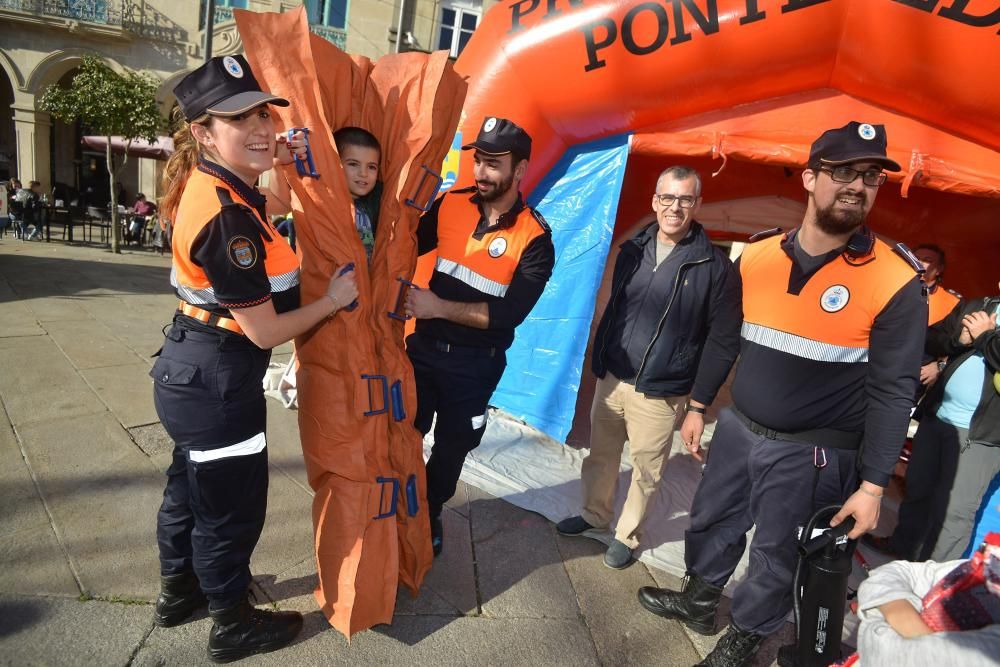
[[40, 55, 163, 253]]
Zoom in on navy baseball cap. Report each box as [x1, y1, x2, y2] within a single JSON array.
[[462, 117, 532, 160], [174, 55, 288, 122], [809, 121, 901, 172]]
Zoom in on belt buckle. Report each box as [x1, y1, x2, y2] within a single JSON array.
[[435, 339, 451, 353]]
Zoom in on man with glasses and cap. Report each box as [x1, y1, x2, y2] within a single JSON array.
[[637, 122, 927, 666], [556, 165, 742, 570], [404, 117, 555, 557]]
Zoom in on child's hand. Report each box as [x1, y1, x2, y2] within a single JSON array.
[[275, 130, 307, 166]]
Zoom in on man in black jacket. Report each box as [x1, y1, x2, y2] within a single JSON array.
[[866, 287, 1000, 561], [556, 165, 742, 569]]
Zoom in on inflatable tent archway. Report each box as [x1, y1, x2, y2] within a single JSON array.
[[427, 0, 1000, 446]]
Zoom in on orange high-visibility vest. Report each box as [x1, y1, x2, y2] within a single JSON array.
[[740, 233, 918, 361], [433, 192, 546, 299], [171, 167, 299, 307], [927, 286, 961, 326]]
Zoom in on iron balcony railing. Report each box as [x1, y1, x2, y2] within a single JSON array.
[[210, 6, 346, 50], [0, 0, 133, 26]]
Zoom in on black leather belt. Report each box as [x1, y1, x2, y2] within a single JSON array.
[[730, 406, 862, 450], [420, 335, 497, 358]]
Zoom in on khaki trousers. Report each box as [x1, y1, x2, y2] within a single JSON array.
[[580, 374, 684, 549]]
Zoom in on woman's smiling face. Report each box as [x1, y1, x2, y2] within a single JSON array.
[[193, 105, 276, 185]]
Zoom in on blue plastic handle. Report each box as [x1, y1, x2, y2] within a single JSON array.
[[287, 127, 319, 178], [338, 262, 359, 311], [388, 277, 417, 321], [361, 373, 388, 417], [374, 476, 399, 520], [390, 379, 406, 422], [404, 165, 444, 212], [405, 474, 418, 517]]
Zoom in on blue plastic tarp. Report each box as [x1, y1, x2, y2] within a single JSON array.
[[490, 134, 631, 443]]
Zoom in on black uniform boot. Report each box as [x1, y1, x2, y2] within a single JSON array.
[[695, 625, 765, 667], [206, 596, 303, 663], [153, 572, 207, 627], [636, 573, 723, 635]]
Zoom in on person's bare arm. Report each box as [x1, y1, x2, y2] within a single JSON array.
[[877, 599, 933, 638], [230, 265, 358, 349], [404, 289, 490, 329]]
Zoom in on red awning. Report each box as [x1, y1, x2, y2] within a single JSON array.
[[81, 136, 174, 160]]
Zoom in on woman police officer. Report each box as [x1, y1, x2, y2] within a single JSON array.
[[151, 55, 357, 662]]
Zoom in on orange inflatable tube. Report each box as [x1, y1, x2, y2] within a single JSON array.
[[235, 8, 465, 638], [433, 0, 999, 296]]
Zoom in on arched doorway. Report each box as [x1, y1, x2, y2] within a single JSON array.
[[0, 60, 15, 182]]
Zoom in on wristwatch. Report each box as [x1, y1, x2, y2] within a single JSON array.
[[686, 403, 707, 415]]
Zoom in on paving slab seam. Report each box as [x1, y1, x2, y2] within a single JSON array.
[[0, 395, 86, 596], [465, 505, 485, 616], [551, 528, 633, 667], [124, 621, 157, 667]]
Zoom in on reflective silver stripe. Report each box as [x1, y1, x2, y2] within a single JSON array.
[[269, 268, 300, 292], [741, 322, 869, 363], [171, 266, 300, 304], [188, 432, 266, 463], [435, 258, 509, 298], [171, 266, 216, 304]]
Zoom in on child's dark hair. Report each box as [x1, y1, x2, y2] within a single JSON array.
[[333, 126, 381, 154]]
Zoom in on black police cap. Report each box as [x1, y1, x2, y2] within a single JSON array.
[[809, 121, 901, 172], [462, 117, 532, 161], [174, 55, 288, 122]]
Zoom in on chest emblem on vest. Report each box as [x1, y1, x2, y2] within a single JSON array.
[[488, 237, 508, 258], [820, 285, 850, 313], [228, 236, 257, 269]]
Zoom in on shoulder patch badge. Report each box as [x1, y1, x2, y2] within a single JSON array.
[[530, 208, 551, 233], [228, 236, 257, 269], [820, 285, 851, 313]]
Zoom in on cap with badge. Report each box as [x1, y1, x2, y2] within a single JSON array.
[[462, 117, 532, 160], [174, 55, 289, 122], [809, 121, 901, 172]]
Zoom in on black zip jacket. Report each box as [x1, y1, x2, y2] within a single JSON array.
[[591, 221, 742, 403], [918, 296, 1000, 447]]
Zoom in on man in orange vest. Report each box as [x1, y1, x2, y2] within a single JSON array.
[[914, 244, 963, 388], [404, 117, 555, 557], [637, 121, 927, 666]]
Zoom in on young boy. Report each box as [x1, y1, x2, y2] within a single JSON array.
[[333, 127, 382, 264]]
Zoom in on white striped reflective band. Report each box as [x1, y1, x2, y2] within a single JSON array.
[[188, 432, 266, 463], [435, 258, 509, 298], [171, 266, 216, 304], [268, 268, 300, 292], [742, 322, 869, 363]]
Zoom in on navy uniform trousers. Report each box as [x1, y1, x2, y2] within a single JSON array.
[[407, 333, 507, 518], [152, 322, 271, 609], [685, 407, 858, 636]]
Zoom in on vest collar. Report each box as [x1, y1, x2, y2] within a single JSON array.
[[197, 159, 267, 214], [470, 190, 526, 236]]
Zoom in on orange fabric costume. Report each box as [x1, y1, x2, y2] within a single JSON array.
[[234, 8, 466, 638]]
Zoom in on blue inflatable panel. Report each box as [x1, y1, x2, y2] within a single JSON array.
[[490, 134, 630, 443]]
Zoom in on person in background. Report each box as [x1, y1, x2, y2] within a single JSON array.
[[865, 285, 1000, 562], [914, 243, 962, 388]]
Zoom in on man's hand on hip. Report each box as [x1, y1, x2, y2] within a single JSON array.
[[830, 481, 883, 539]]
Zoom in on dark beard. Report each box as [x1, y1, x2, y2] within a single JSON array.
[[477, 172, 515, 203], [815, 200, 866, 235]]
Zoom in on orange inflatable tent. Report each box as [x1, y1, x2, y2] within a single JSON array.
[[420, 0, 1000, 444]]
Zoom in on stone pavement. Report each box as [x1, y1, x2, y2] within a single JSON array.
[[0, 240, 791, 666]]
